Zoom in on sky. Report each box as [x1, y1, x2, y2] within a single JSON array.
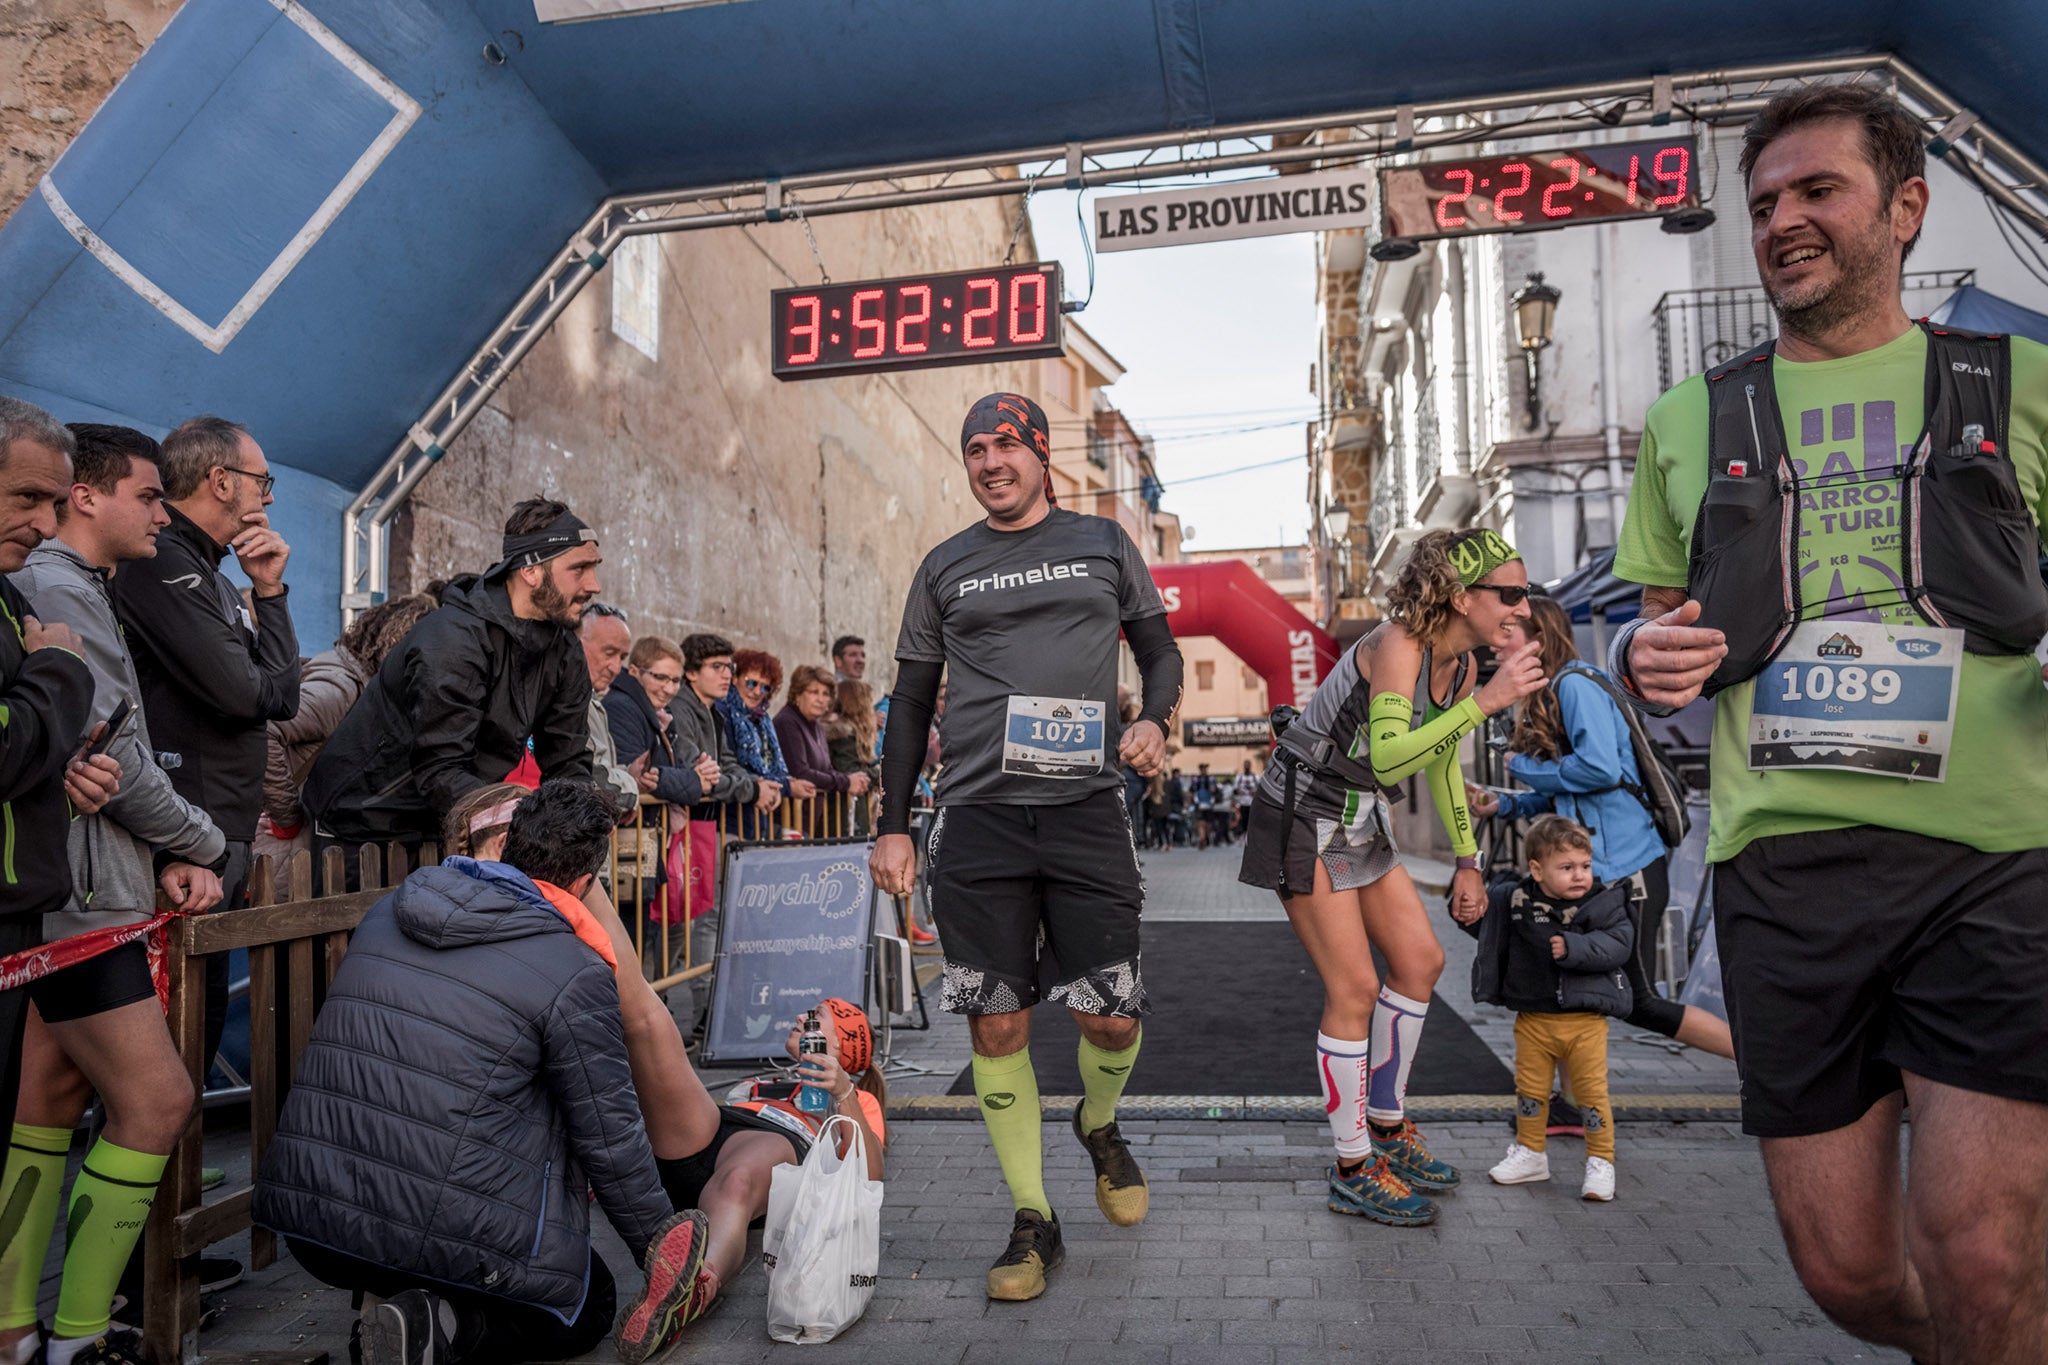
[[1028, 190, 1318, 551]]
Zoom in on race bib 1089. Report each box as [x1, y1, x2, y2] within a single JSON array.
[[1747, 621, 1962, 781]]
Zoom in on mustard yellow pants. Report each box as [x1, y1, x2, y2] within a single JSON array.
[[1513, 1012, 1614, 1160]]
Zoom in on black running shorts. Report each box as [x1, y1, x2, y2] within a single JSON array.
[[30, 940, 154, 1024], [1715, 827, 2048, 1138], [925, 789, 1148, 1017]]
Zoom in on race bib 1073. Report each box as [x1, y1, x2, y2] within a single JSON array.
[[1002, 694, 1107, 779], [1747, 621, 1962, 781]]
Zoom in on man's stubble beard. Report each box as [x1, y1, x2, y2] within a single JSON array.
[[532, 570, 586, 627], [1766, 208, 1899, 344]]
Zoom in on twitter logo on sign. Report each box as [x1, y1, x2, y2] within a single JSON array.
[[744, 1013, 773, 1039]]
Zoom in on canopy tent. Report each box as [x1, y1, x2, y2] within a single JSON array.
[[1930, 284, 2048, 345], [3, 0, 2046, 634]]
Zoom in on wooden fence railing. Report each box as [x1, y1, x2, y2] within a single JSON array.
[[143, 789, 877, 1362]]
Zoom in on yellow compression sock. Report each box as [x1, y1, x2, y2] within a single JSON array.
[[54, 1139, 168, 1339], [972, 1048, 1049, 1217], [0, 1124, 71, 1331], [1077, 1032, 1141, 1133]]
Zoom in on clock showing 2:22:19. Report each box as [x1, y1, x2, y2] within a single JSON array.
[[1379, 136, 1700, 241]]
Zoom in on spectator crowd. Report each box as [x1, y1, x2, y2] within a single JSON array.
[[0, 396, 913, 1362]]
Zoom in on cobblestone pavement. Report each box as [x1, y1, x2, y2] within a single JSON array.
[[181, 845, 1852, 1363]]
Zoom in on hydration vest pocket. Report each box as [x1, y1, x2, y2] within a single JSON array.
[[1912, 448, 2048, 653], [1690, 465, 1796, 698]]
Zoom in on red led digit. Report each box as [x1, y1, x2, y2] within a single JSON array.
[[1540, 158, 1581, 218], [850, 288, 886, 358], [1625, 154, 1642, 206], [1008, 271, 1047, 343], [1494, 162, 1531, 221], [787, 295, 821, 364], [963, 277, 999, 347], [1652, 145, 1691, 207], [895, 284, 932, 354], [1436, 168, 1475, 229]]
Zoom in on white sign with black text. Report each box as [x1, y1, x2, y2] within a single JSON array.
[[1092, 170, 1377, 253]]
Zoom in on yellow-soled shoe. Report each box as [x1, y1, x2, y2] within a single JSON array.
[[1072, 1104, 1150, 1226], [986, 1207, 1064, 1301]]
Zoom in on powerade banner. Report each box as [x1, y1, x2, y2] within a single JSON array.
[[703, 841, 874, 1065], [1183, 716, 1271, 747]]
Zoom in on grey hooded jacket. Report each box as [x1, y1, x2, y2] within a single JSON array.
[[252, 857, 673, 1322], [10, 539, 224, 935]]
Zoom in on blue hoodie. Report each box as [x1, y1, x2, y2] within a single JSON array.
[[1497, 664, 1665, 884]]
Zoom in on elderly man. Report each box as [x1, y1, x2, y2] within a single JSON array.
[[580, 602, 647, 815]]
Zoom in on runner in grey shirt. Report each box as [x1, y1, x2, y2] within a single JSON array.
[[871, 392, 1182, 1305]]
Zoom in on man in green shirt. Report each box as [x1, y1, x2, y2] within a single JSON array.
[[1614, 86, 2048, 1363]]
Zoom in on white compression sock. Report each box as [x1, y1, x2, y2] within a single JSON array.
[[1316, 1032, 1373, 1159], [1366, 986, 1429, 1125]]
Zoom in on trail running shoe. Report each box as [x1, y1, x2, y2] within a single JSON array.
[[617, 1209, 712, 1364], [1370, 1118, 1461, 1192], [986, 1208, 1064, 1301], [1326, 1156, 1439, 1227], [1488, 1142, 1551, 1186], [1581, 1156, 1616, 1202], [361, 1290, 447, 1365], [1072, 1105, 1150, 1226]]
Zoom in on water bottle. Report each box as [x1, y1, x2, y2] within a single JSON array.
[[796, 1010, 832, 1115]]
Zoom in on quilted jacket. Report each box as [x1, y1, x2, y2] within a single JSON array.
[[253, 857, 672, 1321]]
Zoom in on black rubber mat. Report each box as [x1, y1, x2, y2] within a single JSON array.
[[945, 920, 1515, 1098]]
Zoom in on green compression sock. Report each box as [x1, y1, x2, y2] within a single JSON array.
[[0, 1124, 71, 1331], [54, 1140, 167, 1339], [972, 1048, 1049, 1217], [1077, 1031, 1141, 1133]]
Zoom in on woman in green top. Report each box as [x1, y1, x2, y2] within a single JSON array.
[[1240, 529, 1546, 1225]]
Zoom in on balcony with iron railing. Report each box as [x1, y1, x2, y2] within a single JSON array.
[[1652, 270, 1974, 392]]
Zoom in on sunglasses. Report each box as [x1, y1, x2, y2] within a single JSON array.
[[1467, 583, 1532, 607], [740, 678, 772, 694]]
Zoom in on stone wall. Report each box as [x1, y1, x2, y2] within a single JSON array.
[[0, 1, 183, 225], [394, 193, 1047, 689]]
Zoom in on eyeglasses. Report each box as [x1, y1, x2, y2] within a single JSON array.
[[740, 678, 772, 694], [1467, 583, 1532, 607], [700, 660, 735, 675], [642, 670, 682, 687], [219, 466, 276, 496]]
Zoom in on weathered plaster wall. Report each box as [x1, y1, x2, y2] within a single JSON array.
[[397, 194, 1047, 687], [0, 1, 183, 225]]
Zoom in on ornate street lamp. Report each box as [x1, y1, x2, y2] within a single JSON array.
[[1510, 272, 1562, 430], [1324, 500, 1352, 542]]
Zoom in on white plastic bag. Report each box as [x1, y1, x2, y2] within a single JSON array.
[[764, 1113, 883, 1343]]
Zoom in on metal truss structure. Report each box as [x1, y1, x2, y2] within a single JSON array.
[[342, 53, 2048, 617]]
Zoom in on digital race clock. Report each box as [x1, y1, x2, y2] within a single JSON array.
[[771, 262, 1064, 380], [1379, 136, 1699, 242]]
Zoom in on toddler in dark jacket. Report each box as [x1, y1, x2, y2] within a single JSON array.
[[1464, 815, 1633, 1202]]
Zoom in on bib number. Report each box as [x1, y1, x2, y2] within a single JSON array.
[[1002, 695, 1106, 779], [1748, 621, 1962, 781]]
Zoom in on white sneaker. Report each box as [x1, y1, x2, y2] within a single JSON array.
[[1582, 1156, 1616, 1202], [1488, 1142, 1550, 1185]]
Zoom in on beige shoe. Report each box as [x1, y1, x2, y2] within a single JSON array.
[[986, 1208, 1064, 1301], [1073, 1105, 1150, 1226]]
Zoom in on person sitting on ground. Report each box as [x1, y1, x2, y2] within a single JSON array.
[[253, 780, 709, 1365], [438, 784, 887, 1347], [716, 648, 801, 835], [774, 664, 870, 837], [1464, 815, 1633, 1201]]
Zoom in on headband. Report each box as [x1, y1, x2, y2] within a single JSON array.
[[961, 393, 1057, 507], [485, 508, 595, 581], [468, 798, 523, 836], [1448, 528, 1521, 586]]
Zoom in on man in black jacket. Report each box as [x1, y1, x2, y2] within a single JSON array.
[[0, 397, 120, 1126], [254, 780, 708, 1364], [303, 499, 600, 877]]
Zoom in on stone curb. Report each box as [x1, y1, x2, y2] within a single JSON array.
[[888, 1092, 1742, 1122]]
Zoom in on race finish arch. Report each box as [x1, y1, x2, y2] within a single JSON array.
[[1152, 561, 1339, 711], [1, 0, 2044, 628]]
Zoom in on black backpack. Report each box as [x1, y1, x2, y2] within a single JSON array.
[[1556, 662, 1692, 847]]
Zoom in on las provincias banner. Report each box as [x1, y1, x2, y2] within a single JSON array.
[[1092, 168, 1376, 253]]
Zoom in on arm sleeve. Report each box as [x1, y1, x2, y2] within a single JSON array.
[[1123, 612, 1183, 733], [0, 649, 90, 802], [543, 971, 674, 1261], [877, 660, 942, 836], [1503, 676, 1626, 794], [1495, 788, 1555, 822], [1366, 690, 1484, 787], [1558, 919, 1635, 972], [1422, 745, 1478, 858]]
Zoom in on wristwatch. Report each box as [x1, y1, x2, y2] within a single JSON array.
[[1454, 853, 1484, 873]]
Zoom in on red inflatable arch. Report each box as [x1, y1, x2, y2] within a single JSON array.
[[1150, 561, 1340, 710]]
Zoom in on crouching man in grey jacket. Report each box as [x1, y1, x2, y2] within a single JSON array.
[[0, 425, 227, 1365], [255, 780, 708, 1364]]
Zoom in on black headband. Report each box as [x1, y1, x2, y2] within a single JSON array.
[[485, 509, 595, 580]]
